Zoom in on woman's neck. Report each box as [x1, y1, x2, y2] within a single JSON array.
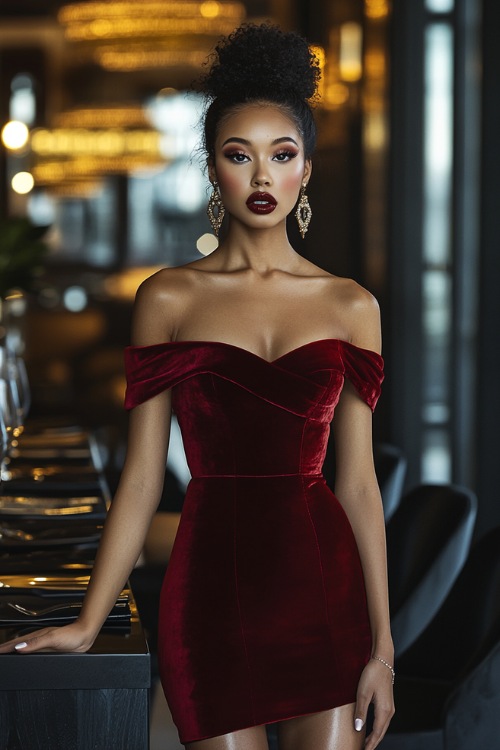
[[213, 221, 301, 274]]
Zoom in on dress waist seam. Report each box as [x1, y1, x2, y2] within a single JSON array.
[[190, 472, 324, 479]]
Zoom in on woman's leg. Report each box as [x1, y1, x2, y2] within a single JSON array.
[[186, 725, 269, 750], [277, 704, 365, 750]]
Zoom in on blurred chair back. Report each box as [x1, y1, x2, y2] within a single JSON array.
[[396, 525, 500, 680], [380, 526, 500, 749], [373, 442, 407, 521], [445, 640, 500, 749], [387, 483, 477, 656]]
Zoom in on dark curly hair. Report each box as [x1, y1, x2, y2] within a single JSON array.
[[198, 23, 321, 161]]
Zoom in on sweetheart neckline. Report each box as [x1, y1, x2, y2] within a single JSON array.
[[127, 338, 383, 365]]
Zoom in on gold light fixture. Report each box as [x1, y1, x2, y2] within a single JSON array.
[[58, 1, 246, 71], [29, 109, 166, 191], [31, 128, 161, 158], [54, 105, 150, 129], [30, 127, 165, 189]]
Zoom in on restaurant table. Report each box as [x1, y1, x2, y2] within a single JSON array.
[[0, 425, 151, 750], [0, 596, 150, 750]]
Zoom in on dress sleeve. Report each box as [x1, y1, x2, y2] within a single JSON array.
[[340, 340, 384, 411], [124, 343, 184, 410]]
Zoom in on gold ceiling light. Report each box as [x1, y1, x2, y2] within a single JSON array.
[[58, 1, 246, 70], [29, 123, 165, 192], [54, 105, 150, 128]]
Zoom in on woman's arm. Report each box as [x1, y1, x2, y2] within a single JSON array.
[[332, 291, 394, 748], [334, 384, 393, 659], [0, 274, 175, 654]]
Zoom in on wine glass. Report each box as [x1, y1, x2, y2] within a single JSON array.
[[0, 380, 15, 481], [0, 347, 25, 482], [0, 346, 24, 438]]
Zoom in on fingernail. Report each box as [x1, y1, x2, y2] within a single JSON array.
[[15, 642, 27, 650], [354, 718, 364, 732]]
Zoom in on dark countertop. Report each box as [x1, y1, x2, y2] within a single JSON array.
[[0, 594, 150, 690]]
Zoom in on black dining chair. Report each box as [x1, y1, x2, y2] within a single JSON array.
[[373, 442, 407, 521], [387, 483, 477, 656], [380, 525, 500, 749]]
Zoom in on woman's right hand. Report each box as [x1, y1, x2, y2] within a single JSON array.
[[0, 619, 97, 654]]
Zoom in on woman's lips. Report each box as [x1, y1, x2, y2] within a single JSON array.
[[246, 192, 277, 214]]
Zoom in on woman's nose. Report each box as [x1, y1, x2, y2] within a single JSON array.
[[251, 162, 272, 187]]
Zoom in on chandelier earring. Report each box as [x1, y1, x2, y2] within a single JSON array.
[[295, 183, 312, 239], [207, 181, 225, 236]]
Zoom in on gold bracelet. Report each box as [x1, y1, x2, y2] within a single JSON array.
[[371, 655, 395, 684]]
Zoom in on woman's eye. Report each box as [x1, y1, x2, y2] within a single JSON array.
[[273, 150, 298, 162], [224, 152, 249, 163]]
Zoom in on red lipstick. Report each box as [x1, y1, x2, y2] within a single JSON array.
[[246, 192, 277, 214]]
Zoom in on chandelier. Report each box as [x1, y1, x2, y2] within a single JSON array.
[[57, 1, 246, 70]]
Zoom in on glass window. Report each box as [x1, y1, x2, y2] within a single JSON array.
[[425, 0, 454, 12], [421, 21, 454, 482]]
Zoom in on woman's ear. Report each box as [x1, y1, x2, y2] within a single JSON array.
[[207, 158, 216, 185], [303, 159, 312, 186]]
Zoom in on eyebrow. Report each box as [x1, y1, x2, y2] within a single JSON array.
[[221, 136, 299, 148]]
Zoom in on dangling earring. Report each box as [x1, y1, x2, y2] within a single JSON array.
[[295, 184, 312, 239], [207, 182, 225, 236]]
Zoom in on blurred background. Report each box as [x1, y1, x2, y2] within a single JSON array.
[[1, 0, 499, 561]]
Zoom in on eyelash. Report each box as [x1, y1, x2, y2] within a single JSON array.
[[223, 150, 298, 163], [274, 150, 298, 162], [224, 151, 248, 163]]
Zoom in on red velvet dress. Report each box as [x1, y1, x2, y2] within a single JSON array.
[[124, 338, 384, 744]]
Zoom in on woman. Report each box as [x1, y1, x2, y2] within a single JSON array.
[[0, 24, 394, 750]]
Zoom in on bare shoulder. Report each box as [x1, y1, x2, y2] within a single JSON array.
[[131, 266, 200, 346], [328, 276, 381, 353]]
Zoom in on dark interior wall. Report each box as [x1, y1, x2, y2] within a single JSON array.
[[299, 133, 363, 280], [386, 0, 425, 490], [475, 0, 500, 536]]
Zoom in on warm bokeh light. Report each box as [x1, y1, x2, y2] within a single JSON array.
[[58, 1, 246, 70], [200, 1, 220, 18], [104, 266, 164, 301], [365, 0, 390, 19], [324, 83, 350, 109], [365, 50, 386, 79], [59, 1, 242, 22], [197, 233, 218, 255], [364, 113, 388, 150], [33, 156, 164, 184], [54, 106, 149, 128], [31, 128, 161, 157], [96, 46, 207, 70], [11, 171, 35, 194], [58, 2, 245, 39], [339, 23, 363, 83], [1, 120, 30, 150]]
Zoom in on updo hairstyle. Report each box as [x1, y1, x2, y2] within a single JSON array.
[[198, 24, 321, 162]]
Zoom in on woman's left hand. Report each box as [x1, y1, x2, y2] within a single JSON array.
[[353, 657, 395, 749]]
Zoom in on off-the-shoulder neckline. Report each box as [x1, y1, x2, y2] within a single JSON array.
[[126, 338, 383, 366]]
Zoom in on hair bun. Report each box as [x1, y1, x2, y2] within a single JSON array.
[[200, 23, 320, 103]]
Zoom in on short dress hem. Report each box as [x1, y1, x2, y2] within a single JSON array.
[[179, 693, 366, 745]]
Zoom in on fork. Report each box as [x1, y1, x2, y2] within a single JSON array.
[[8, 600, 128, 617]]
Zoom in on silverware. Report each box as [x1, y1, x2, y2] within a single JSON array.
[[8, 601, 83, 616], [7, 599, 129, 617], [0, 496, 102, 512], [0, 577, 89, 589], [0, 526, 34, 541]]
